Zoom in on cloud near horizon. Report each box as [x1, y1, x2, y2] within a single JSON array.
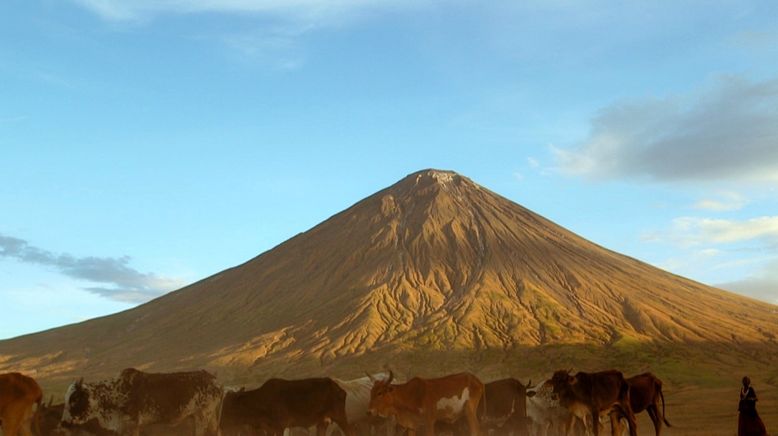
[[718, 259, 778, 305], [644, 215, 778, 248], [0, 234, 186, 303], [692, 191, 748, 212], [553, 75, 778, 183]]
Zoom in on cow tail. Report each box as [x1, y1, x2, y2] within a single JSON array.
[[659, 385, 671, 427], [217, 388, 227, 434], [480, 379, 487, 419]]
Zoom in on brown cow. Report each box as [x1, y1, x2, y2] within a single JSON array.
[[620, 373, 671, 436], [0, 372, 42, 436], [36, 400, 66, 435], [477, 379, 532, 436], [219, 378, 352, 436], [367, 372, 483, 436], [549, 370, 636, 436]]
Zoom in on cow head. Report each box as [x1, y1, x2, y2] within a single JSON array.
[[62, 378, 93, 427], [549, 370, 578, 403], [525, 379, 536, 398], [367, 370, 396, 418]]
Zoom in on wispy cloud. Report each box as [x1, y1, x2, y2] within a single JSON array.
[[644, 216, 778, 248], [718, 259, 778, 304], [71, 0, 431, 70], [222, 27, 307, 70], [0, 234, 186, 303], [70, 0, 426, 24], [0, 116, 28, 124], [553, 75, 778, 183], [692, 191, 748, 212]]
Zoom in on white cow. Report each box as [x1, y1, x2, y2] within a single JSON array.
[[328, 372, 394, 436], [527, 380, 592, 436], [527, 380, 618, 436]]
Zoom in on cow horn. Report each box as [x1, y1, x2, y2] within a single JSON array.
[[526, 379, 533, 389], [365, 372, 376, 383], [387, 370, 394, 384], [76, 377, 84, 387]]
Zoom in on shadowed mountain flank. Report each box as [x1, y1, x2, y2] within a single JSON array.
[[1, 169, 777, 387]]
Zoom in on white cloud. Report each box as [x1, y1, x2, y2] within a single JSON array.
[[646, 216, 778, 248], [222, 28, 307, 70], [654, 248, 721, 274], [718, 259, 778, 304], [692, 191, 748, 212], [553, 75, 778, 183]]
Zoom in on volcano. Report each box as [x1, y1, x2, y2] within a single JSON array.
[[1, 169, 777, 393]]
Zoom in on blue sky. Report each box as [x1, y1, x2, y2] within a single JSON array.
[[1, 0, 777, 339]]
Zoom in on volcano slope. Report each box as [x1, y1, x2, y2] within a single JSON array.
[[2, 169, 777, 434]]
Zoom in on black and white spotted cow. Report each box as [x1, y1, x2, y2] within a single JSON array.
[[61, 368, 222, 436]]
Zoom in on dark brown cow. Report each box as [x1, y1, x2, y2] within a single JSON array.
[[37, 400, 118, 435], [477, 379, 532, 436], [622, 373, 671, 436], [0, 372, 43, 436], [36, 400, 66, 436], [61, 368, 222, 436], [549, 370, 636, 436], [219, 378, 352, 436], [367, 372, 483, 436], [38, 400, 107, 436]]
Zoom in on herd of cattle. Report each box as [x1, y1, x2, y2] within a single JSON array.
[[0, 368, 671, 436]]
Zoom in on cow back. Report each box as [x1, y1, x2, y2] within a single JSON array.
[[221, 378, 347, 432], [0, 372, 42, 408], [480, 378, 527, 420], [626, 372, 662, 413], [117, 368, 221, 422]]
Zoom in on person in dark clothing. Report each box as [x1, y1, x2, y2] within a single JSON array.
[[739, 376, 768, 436]]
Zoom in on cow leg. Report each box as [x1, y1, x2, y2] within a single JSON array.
[[646, 406, 661, 436], [589, 411, 599, 436], [465, 406, 481, 436], [616, 406, 636, 436], [563, 415, 573, 436], [627, 406, 638, 436], [607, 411, 620, 436], [329, 409, 353, 436], [424, 416, 437, 436]]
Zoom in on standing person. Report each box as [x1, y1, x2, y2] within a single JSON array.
[[739, 376, 768, 436]]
